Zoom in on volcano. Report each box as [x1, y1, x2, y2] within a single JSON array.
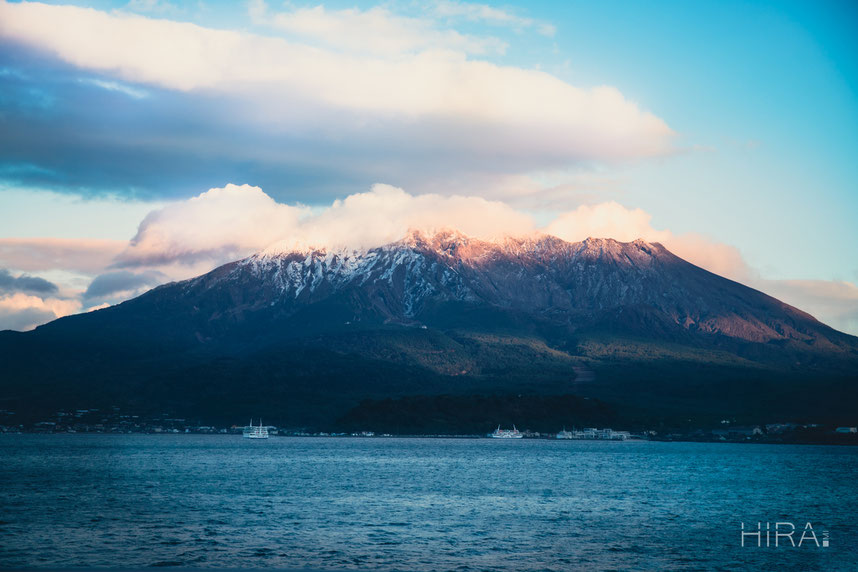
[[2, 231, 856, 430]]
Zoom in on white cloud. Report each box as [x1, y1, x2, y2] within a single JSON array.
[[0, 1, 674, 165], [251, 2, 507, 56], [117, 183, 533, 264], [665, 233, 754, 284], [546, 201, 671, 244], [0, 292, 82, 331], [273, 183, 535, 252], [116, 183, 308, 266]]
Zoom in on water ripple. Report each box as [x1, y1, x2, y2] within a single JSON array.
[[0, 435, 856, 570]]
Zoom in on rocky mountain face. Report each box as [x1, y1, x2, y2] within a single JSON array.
[[2, 230, 856, 428], [120, 229, 853, 352]]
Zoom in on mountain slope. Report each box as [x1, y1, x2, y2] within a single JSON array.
[[1, 231, 856, 429]]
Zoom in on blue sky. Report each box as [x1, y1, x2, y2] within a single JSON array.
[[0, 0, 856, 332], [538, 0, 858, 281]]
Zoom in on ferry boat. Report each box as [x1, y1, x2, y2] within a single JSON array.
[[489, 425, 523, 439], [243, 419, 269, 439]]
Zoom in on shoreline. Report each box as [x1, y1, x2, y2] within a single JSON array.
[[2, 431, 857, 446]]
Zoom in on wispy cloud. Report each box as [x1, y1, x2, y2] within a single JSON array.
[[433, 1, 556, 37], [760, 280, 858, 337], [0, 238, 126, 273], [250, 2, 508, 56], [0, 268, 58, 295], [79, 78, 148, 99], [124, 0, 180, 15], [83, 269, 167, 303]]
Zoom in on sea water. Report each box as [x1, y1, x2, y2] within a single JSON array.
[[1, 435, 856, 570]]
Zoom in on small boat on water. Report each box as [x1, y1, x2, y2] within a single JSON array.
[[489, 425, 523, 439], [243, 419, 269, 439]]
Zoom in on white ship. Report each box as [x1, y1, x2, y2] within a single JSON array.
[[243, 419, 269, 439], [489, 425, 523, 439]]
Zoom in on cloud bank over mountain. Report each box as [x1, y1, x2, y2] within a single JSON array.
[[115, 184, 308, 267], [2, 182, 855, 335], [116, 184, 534, 267], [118, 185, 753, 290]]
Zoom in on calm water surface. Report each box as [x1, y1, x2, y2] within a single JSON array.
[[0, 435, 856, 571]]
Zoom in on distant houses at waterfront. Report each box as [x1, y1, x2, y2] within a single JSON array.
[[711, 426, 763, 439], [556, 428, 632, 440], [1, 405, 856, 445]]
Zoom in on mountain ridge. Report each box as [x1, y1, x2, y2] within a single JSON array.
[[131, 229, 854, 350]]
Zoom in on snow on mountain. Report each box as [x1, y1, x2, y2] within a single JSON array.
[[149, 228, 857, 354]]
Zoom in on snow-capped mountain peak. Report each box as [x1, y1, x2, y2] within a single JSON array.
[[150, 229, 857, 353]]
